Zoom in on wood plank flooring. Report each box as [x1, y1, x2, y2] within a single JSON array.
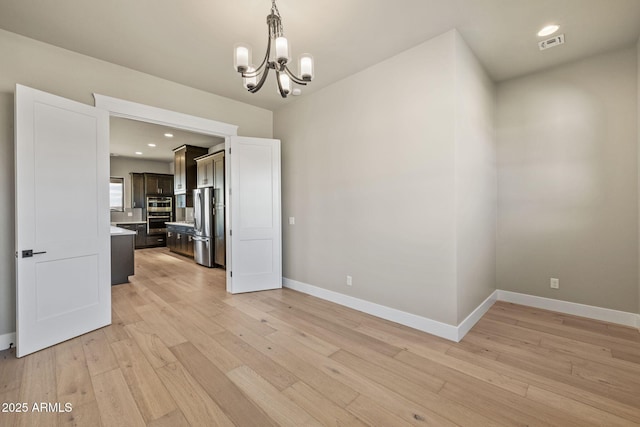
[[1, 247, 639, 426]]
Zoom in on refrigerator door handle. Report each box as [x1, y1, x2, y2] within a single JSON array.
[[194, 190, 201, 231]]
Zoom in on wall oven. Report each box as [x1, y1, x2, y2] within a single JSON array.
[[147, 196, 172, 234]]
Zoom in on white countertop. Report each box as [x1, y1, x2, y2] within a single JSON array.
[[110, 226, 137, 236], [111, 221, 146, 225], [166, 222, 195, 227]]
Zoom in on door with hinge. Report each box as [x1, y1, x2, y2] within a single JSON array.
[[15, 84, 111, 357], [228, 136, 281, 293]]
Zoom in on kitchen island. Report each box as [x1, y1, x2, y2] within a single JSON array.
[[110, 225, 136, 285], [110, 221, 147, 248]]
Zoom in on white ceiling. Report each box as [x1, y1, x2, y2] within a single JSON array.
[[0, 0, 639, 111], [110, 117, 223, 162]]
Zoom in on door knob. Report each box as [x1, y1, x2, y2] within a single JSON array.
[[22, 250, 47, 258]]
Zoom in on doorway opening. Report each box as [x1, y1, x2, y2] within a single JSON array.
[[95, 94, 238, 292]]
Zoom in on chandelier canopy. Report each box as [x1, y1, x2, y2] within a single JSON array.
[[234, 0, 314, 98]]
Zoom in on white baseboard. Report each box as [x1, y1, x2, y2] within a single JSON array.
[[457, 291, 499, 340], [282, 278, 497, 342], [497, 290, 640, 329], [282, 278, 640, 342], [0, 332, 16, 351]]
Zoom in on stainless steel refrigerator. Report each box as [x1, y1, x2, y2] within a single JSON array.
[[193, 187, 225, 268]]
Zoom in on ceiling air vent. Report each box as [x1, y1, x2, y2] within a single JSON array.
[[538, 34, 565, 51]]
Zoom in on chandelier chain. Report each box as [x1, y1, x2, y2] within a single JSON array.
[[271, 0, 284, 36]]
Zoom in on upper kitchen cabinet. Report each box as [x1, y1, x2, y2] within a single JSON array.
[[146, 173, 173, 196], [174, 146, 186, 193], [173, 144, 208, 204], [131, 172, 145, 208], [195, 151, 224, 189], [131, 172, 173, 206]]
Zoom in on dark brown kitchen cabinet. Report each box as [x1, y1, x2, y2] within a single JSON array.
[[135, 223, 147, 247], [173, 145, 208, 206], [167, 224, 194, 258], [130, 173, 145, 209], [131, 172, 173, 207], [145, 173, 173, 196], [111, 233, 134, 285], [167, 229, 177, 250], [146, 234, 166, 247]]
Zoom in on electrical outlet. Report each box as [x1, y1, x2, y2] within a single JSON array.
[[127, 212, 133, 217], [289, 217, 295, 225], [550, 278, 559, 289], [346, 275, 352, 286]]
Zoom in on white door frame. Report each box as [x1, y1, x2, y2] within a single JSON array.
[[93, 94, 238, 292]]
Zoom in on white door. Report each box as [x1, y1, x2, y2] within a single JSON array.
[[15, 85, 111, 357], [228, 136, 282, 293]]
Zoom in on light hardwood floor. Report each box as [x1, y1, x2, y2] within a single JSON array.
[[1, 247, 640, 426]]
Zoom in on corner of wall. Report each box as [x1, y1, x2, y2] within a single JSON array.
[[452, 31, 498, 324]]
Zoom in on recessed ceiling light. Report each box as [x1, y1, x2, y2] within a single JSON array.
[[164, 133, 174, 138], [135, 151, 143, 155], [538, 25, 559, 37], [148, 143, 157, 147]]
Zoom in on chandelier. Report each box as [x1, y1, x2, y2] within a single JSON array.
[[234, 0, 314, 98]]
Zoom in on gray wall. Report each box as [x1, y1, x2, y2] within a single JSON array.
[[274, 30, 496, 326], [496, 46, 638, 313], [110, 157, 172, 210], [0, 29, 273, 338]]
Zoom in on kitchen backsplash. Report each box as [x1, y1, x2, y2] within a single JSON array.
[[111, 208, 144, 223]]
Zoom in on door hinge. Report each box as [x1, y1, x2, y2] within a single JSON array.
[[230, 271, 233, 277], [229, 148, 231, 155], [230, 230, 232, 236]]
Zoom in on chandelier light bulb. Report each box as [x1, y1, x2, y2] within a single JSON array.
[[234, 44, 251, 72], [299, 54, 314, 81], [275, 37, 289, 63], [279, 74, 291, 95]]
